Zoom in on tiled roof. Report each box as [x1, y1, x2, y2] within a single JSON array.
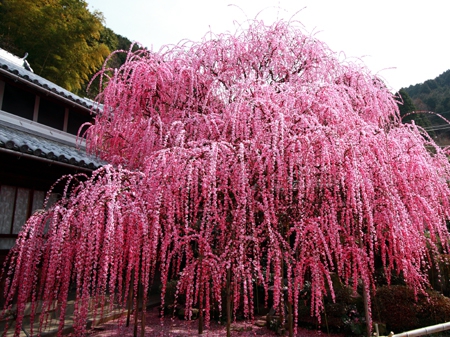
[[0, 49, 99, 111], [0, 49, 32, 70], [0, 123, 103, 170]]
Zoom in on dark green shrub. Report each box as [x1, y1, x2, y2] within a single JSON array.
[[160, 279, 180, 315], [297, 277, 365, 334], [374, 285, 450, 333]]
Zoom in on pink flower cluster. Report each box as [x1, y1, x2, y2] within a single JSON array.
[[3, 20, 450, 336]]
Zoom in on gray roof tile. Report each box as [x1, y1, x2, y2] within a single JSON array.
[[0, 51, 100, 111], [0, 123, 103, 169]]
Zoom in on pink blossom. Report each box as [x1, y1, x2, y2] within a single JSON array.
[[2, 20, 450, 336]]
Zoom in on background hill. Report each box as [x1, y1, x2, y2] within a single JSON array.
[[401, 70, 450, 145]]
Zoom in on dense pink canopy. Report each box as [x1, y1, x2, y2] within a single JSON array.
[[3, 20, 450, 336]]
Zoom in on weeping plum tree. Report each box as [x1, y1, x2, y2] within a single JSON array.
[[2, 20, 450, 337]]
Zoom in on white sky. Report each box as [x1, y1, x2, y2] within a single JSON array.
[[87, 0, 449, 92]]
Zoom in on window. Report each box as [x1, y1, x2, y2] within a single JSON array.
[[0, 185, 58, 250], [1, 83, 35, 120], [67, 110, 93, 136], [38, 98, 65, 130]]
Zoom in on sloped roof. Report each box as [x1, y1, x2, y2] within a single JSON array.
[[0, 49, 32, 71], [0, 48, 99, 112], [0, 123, 103, 170], [0, 48, 104, 170]]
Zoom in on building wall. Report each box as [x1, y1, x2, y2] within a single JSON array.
[[0, 70, 99, 257]]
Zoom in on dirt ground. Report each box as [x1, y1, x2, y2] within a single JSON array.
[[84, 307, 345, 337]]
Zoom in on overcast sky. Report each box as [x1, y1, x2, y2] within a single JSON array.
[[87, 0, 449, 92]]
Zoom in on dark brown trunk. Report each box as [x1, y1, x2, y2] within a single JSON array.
[[362, 282, 371, 337], [140, 282, 145, 337], [126, 272, 134, 327], [287, 300, 293, 337], [226, 268, 232, 337], [198, 254, 204, 334], [133, 272, 140, 337]]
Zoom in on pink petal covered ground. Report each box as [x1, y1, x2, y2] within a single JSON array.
[[85, 307, 343, 337]]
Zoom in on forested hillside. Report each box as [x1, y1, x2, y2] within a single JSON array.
[[404, 70, 450, 113], [401, 70, 450, 145], [0, 0, 138, 96]]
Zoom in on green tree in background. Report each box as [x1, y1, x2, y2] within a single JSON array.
[[0, 0, 110, 93], [398, 89, 417, 116], [398, 88, 433, 134], [82, 30, 141, 99]]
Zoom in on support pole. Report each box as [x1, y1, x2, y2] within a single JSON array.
[[362, 282, 371, 337], [133, 281, 139, 337], [226, 268, 232, 337], [140, 283, 145, 337], [391, 321, 450, 337], [126, 273, 134, 327], [198, 254, 204, 335], [287, 300, 293, 337]]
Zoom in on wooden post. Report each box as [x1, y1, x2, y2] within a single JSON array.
[[140, 282, 145, 337], [362, 281, 371, 337], [226, 268, 232, 337], [255, 281, 259, 315], [133, 280, 139, 337], [198, 299, 204, 334], [287, 300, 293, 337], [126, 272, 134, 327], [198, 254, 204, 335], [323, 303, 330, 335], [359, 239, 371, 337]]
